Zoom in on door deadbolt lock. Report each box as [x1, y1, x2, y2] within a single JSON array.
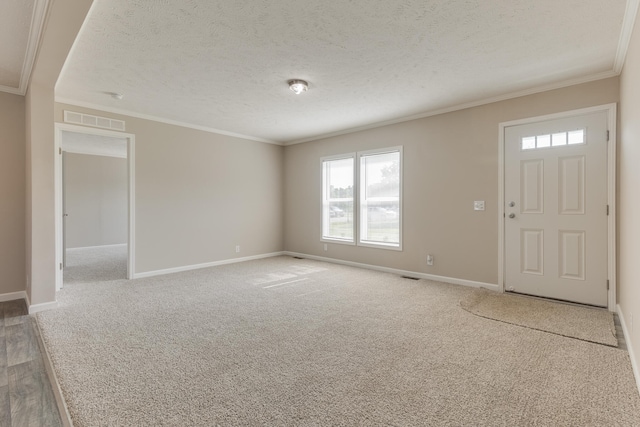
[[509, 213, 516, 219], [508, 201, 515, 207]]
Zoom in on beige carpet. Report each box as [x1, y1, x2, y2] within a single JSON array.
[[37, 255, 640, 426], [460, 288, 618, 347], [64, 244, 127, 284]]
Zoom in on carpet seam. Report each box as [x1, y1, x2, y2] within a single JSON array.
[[459, 304, 621, 349]]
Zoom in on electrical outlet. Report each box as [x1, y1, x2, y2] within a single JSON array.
[[474, 201, 485, 211], [324, 243, 328, 251], [427, 254, 434, 266], [235, 245, 240, 253]]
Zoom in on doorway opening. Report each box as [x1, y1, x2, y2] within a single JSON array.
[[54, 123, 135, 290]]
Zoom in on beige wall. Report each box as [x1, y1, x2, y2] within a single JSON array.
[[619, 6, 640, 386], [55, 103, 284, 274], [26, 0, 93, 307], [64, 153, 128, 248], [26, 82, 57, 306], [0, 92, 26, 295], [284, 77, 619, 285]]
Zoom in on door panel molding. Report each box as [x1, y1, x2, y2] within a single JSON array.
[[498, 103, 617, 311], [558, 230, 586, 280], [558, 155, 586, 215], [521, 229, 544, 275], [521, 159, 544, 214]]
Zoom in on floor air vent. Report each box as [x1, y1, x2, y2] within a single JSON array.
[[402, 276, 419, 280]]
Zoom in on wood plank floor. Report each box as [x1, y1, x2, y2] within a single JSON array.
[[0, 300, 62, 427]]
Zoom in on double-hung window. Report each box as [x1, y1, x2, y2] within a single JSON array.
[[322, 155, 355, 243], [359, 148, 401, 248], [321, 147, 402, 250]]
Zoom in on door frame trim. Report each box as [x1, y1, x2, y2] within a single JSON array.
[[498, 103, 617, 311], [54, 123, 136, 290]]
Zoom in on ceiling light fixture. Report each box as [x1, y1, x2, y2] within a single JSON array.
[[288, 79, 308, 95], [111, 92, 124, 100]]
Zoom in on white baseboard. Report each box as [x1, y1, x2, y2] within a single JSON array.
[[284, 251, 500, 291], [28, 300, 59, 314], [0, 291, 27, 303], [617, 304, 640, 396], [134, 252, 286, 279], [67, 243, 127, 250]]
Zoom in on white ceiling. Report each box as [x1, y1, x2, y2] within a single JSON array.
[[50, 1, 640, 143], [0, 0, 48, 95]]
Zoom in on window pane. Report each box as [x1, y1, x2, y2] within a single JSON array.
[[326, 158, 353, 197], [322, 157, 354, 241], [327, 201, 354, 240], [568, 129, 585, 145], [536, 134, 551, 148], [360, 150, 400, 247], [522, 137, 536, 150], [363, 152, 400, 199], [363, 201, 399, 244], [552, 132, 567, 146]]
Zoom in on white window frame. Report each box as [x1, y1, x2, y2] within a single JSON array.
[[357, 147, 403, 251], [320, 147, 403, 251], [321, 153, 356, 245]]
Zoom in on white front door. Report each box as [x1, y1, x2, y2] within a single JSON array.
[[504, 111, 608, 306]]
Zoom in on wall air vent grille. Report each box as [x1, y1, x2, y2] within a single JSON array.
[[64, 110, 126, 131]]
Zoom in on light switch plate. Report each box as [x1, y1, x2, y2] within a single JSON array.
[[474, 201, 485, 211]]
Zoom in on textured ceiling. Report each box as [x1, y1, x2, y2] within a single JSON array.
[[55, 0, 633, 144], [0, 0, 47, 95]]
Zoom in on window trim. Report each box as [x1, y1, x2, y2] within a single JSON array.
[[320, 147, 403, 251]]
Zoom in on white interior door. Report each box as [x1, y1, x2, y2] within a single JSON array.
[[504, 111, 608, 306]]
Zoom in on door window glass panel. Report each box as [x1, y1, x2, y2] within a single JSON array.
[[552, 132, 567, 146], [568, 129, 585, 145], [536, 134, 551, 148], [521, 129, 585, 150], [522, 136, 536, 150]]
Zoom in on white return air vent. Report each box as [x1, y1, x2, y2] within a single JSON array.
[[64, 110, 125, 131]]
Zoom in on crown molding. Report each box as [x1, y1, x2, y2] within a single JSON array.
[[0, 85, 24, 96], [55, 97, 283, 145], [284, 70, 619, 145], [19, 0, 50, 95], [0, 0, 50, 96], [614, 0, 640, 74]]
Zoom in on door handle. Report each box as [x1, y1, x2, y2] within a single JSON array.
[[508, 213, 516, 219]]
